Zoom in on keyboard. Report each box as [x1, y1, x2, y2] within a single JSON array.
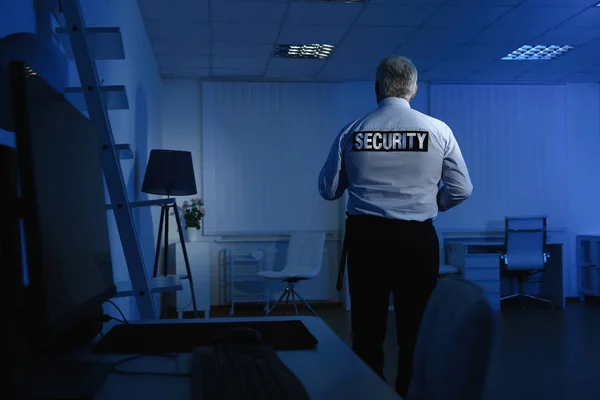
[[190, 344, 311, 400]]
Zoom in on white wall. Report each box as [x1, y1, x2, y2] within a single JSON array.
[[565, 83, 600, 296]]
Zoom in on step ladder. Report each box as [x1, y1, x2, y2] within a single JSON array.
[[53, 0, 194, 319]]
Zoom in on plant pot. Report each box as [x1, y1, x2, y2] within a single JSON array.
[[187, 227, 200, 242]]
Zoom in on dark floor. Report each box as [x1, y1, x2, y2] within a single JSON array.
[[205, 300, 600, 400]]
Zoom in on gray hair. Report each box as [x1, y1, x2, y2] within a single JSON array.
[[376, 56, 418, 100]]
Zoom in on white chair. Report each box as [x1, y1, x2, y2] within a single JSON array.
[[500, 216, 552, 307], [435, 225, 459, 277], [257, 232, 326, 316]]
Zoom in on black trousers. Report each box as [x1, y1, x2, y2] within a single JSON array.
[[346, 214, 439, 397]]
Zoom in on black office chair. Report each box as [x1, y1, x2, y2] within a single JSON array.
[[500, 216, 553, 308]]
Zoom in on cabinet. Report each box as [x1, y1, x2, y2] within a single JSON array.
[[448, 243, 503, 311], [577, 235, 600, 297]]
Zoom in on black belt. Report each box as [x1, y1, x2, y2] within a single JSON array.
[[335, 214, 433, 292]]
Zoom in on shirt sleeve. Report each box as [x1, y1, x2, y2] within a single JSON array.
[[437, 126, 473, 212], [318, 122, 354, 201]]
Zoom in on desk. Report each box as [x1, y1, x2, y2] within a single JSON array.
[[444, 236, 565, 311], [85, 317, 401, 400]]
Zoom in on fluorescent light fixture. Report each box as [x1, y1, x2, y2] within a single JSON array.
[[275, 44, 335, 59], [501, 45, 573, 60]]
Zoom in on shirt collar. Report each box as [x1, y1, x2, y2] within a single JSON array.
[[379, 97, 411, 109]]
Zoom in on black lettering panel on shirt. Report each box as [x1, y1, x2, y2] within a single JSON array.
[[352, 131, 429, 152]]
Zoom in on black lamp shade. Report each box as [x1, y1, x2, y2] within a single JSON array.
[[141, 150, 197, 196]]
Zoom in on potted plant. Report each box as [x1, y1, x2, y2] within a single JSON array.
[[180, 198, 206, 242]]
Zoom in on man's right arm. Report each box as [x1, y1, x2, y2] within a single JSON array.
[[437, 126, 473, 212]]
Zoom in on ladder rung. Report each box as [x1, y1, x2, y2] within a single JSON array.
[[64, 85, 129, 111], [114, 144, 133, 160], [55, 27, 125, 60]]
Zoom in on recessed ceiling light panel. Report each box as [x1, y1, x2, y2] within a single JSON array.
[[501, 45, 573, 61], [275, 44, 335, 59]]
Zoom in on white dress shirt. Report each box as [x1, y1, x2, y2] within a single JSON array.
[[318, 97, 473, 222]]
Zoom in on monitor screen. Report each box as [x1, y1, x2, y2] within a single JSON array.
[[8, 61, 116, 349]]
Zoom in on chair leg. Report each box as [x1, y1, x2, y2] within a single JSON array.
[[266, 288, 290, 316], [289, 289, 300, 316], [500, 293, 520, 301], [291, 287, 318, 317], [524, 294, 555, 310]]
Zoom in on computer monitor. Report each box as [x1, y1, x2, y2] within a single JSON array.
[[5, 61, 116, 351]]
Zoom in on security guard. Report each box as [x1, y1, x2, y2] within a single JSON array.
[[318, 56, 472, 397]]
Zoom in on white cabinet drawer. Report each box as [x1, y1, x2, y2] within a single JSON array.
[[465, 255, 500, 269], [464, 268, 499, 281]]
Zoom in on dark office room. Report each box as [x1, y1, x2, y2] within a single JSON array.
[[1, 0, 600, 399]]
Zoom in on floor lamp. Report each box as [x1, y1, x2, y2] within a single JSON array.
[[141, 149, 198, 318]]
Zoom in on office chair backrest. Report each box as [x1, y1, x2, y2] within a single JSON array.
[[284, 232, 326, 276], [407, 278, 496, 400], [504, 216, 547, 271]]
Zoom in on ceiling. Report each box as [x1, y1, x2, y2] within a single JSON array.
[[137, 0, 600, 82]]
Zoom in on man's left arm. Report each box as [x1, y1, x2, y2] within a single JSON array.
[[318, 124, 352, 201]]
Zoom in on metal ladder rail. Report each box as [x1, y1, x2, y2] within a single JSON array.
[[59, 0, 157, 319]]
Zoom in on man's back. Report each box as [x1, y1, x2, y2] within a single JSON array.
[[319, 96, 472, 222]]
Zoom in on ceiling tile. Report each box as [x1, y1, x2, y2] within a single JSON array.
[[396, 44, 451, 63], [561, 39, 600, 60], [156, 54, 210, 68], [443, 0, 524, 4], [355, 5, 438, 27], [211, 1, 288, 23], [468, 27, 547, 46], [558, 9, 600, 29], [266, 58, 327, 77], [529, 58, 596, 74], [146, 20, 210, 41], [472, 60, 541, 78], [138, 0, 209, 21], [493, 6, 584, 28], [318, 61, 375, 81], [211, 22, 280, 43], [151, 39, 211, 56], [331, 26, 415, 60], [580, 62, 600, 72], [425, 6, 512, 27], [212, 66, 266, 77], [565, 72, 600, 82], [405, 27, 480, 48], [161, 67, 210, 78], [420, 69, 472, 81], [513, 71, 568, 81], [212, 42, 274, 58], [278, 25, 349, 44], [521, 0, 599, 6], [531, 28, 600, 46], [285, 2, 364, 25], [212, 57, 269, 70], [446, 45, 512, 60], [367, 0, 446, 4]]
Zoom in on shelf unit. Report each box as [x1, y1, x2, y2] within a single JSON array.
[[219, 248, 269, 316], [577, 235, 600, 298]]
